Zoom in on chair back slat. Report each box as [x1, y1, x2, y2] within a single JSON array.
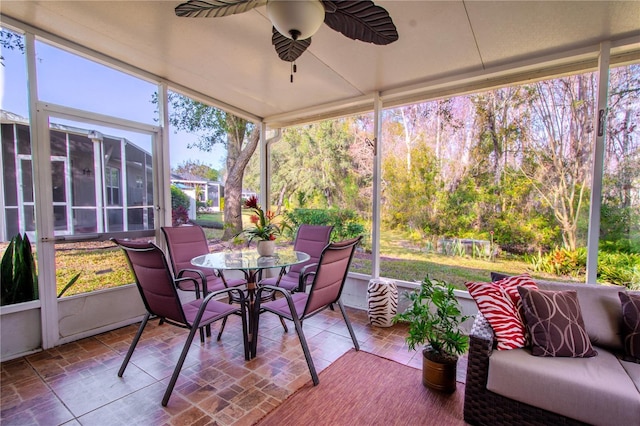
[[113, 239, 187, 324], [304, 236, 361, 315], [289, 225, 333, 276]]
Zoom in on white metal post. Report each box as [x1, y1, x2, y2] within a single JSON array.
[[586, 42, 611, 284], [157, 82, 172, 233], [259, 122, 269, 208], [27, 33, 59, 349], [372, 93, 383, 279]]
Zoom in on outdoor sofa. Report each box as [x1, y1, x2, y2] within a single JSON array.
[[464, 279, 640, 426]]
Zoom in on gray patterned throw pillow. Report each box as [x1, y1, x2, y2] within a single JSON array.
[[619, 292, 640, 363], [517, 287, 597, 358]]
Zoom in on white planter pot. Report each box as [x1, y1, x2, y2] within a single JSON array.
[[0, 301, 42, 361], [256, 240, 275, 256]]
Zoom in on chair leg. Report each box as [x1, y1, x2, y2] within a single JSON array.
[[161, 321, 201, 407], [292, 314, 319, 385], [338, 300, 360, 351], [279, 317, 289, 333], [118, 313, 150, 377], [217, 295, 236, 341], [216, 317, 228, 341]]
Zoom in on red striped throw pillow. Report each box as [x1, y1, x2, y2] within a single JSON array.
[[466, 274, 538, 350]]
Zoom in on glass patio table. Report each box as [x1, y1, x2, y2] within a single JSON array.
[[191, 248, 310, 358]]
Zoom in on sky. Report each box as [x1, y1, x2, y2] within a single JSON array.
[[1, 33, 226, 170]]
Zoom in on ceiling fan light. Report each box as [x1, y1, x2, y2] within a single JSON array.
[[266, 0, 325, 40]]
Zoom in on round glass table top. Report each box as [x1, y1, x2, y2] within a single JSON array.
[[191, 249, 310, 271]]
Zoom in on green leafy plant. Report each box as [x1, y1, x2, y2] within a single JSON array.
[[57, 272, 82, 298], [394, 275, 469, 362], [284, 208, 365, 241], [239, 195, 288, 242], [1, 233, 82, 305], [170, 184, 191, 226], [1, 233, 38, 306]]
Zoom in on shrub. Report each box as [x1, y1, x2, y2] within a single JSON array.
[[525, 247, 586, 277], [171, 185, 190, 226], [171, 185, 190, 210], [172, 205, 189, 226], [526, 246, 639, 289], [597, 251, 640, 290], [285, 208, 366, 242]]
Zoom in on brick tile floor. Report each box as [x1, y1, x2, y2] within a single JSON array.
[[1, 306, 467, 425]]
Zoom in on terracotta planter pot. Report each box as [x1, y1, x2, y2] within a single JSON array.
[[422, 348, 457, 393]]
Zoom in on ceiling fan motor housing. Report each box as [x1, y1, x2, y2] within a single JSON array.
[[266, 0, 325, 40]]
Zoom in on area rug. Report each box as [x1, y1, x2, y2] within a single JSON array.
[[255, 350, 466, 426]]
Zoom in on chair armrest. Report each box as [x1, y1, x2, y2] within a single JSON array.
[[202, 285, 246, 304], [470, 312, 496, 347], [465, 313, 496, 390], [256, 284, 289, 299], [298, 263, 318, 292], [176, 268, 208, 297], [255, 285, 298, 321]]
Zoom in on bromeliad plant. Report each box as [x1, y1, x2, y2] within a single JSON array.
[[394, 275, 469, 363], [239, 196, 287, 243]]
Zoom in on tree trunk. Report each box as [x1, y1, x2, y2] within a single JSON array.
[[222, 116, 260, 240]]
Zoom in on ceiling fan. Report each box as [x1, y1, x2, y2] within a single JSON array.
[[175, 0, 399, 67]]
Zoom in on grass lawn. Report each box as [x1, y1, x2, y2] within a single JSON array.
[[349, 229, 566, 289], [3, 224, 577, 298], [196, 212, 223, 223]]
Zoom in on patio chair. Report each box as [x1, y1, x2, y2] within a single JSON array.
[[259, 224, 333, 293], [253, 236, 362, 385], [112, 238, 248, 407], [161, 225, 247, 340]]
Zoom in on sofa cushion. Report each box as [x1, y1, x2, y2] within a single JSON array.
[[518, 287, 596, 357], [620, 358, 640, 393], [619, 292, 640, 363], [536, 280, 624, 351], [466, 274, 538, 350], [487, 346, 640, 426]]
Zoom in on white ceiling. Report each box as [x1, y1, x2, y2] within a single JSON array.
[[2, 1, 640, 127]]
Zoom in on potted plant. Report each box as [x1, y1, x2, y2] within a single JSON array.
[[394, 275, 469, 392], [238, 196, 288, 256]]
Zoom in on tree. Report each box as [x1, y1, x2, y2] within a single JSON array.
[[166, 92, 259, 239], [523, 75, 595, 251], [173, 160, 219, 182], [382, 140, 440, 233], [0, 29, 25, 66], [601, 65, 640, 250], [262, 120, 362, 211]]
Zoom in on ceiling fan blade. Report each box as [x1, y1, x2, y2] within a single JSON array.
[[175, 0, 266, 18], [321, 0, 337, 14], [323, 0, 398, 45], [272, 28, 311, 62]]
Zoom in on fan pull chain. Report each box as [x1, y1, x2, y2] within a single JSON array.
[[290, 62, 297, 83]]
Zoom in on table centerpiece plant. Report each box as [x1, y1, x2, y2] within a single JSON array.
[[239, 196, 287, 256]]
